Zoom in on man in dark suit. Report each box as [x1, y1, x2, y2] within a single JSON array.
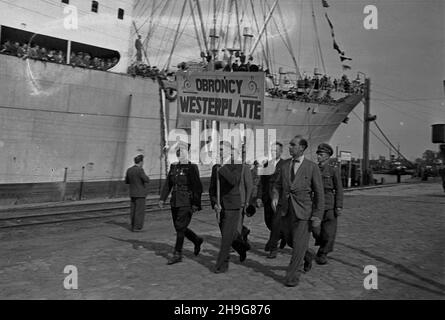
[[209, 141, 253, 273], [159, 142, 204, 265], [125, 155, 150, 232], [271, 135, 324, 287], [314, 143, 343, 265], [257, 142, 286, 258]]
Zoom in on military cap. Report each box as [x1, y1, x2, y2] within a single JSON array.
[[316, 143, 333, 156]]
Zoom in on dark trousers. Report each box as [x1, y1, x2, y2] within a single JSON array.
[[266, 202, 283, 251], [264, 199, 274, 231], [315, 209, 337, 255], [282, 210, 311, 285], [130, 197, 146, 230], [171, 207, 200, 253], [215, 209, 249, 271]]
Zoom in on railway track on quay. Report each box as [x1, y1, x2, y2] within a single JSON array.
[[0, 198, 212, 229]]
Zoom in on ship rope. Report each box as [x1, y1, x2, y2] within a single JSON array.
[[275, 2, 301, 78], [142, 0, 171, 52], [188, 0, 204, 54], [165, 0, 188, 70], [297, 0, 304, 65], [250, 0, 270, 72], [310, 0, 326, 74]]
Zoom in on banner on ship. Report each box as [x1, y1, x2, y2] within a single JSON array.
[[176, 71, 265, 125]]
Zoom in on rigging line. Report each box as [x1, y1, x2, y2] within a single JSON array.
[[224, 0, 233, 50], [274, 1, 301, 77], [298, 0, 304, 65], [310, 0, 326, 74], [188, 0, 204, 54], [250, 0, 270, 71], [165, 0, 188, 70], [132, 0, 152, 31], [153, 2, 176, 66], [372, 88, 445, 112], [377, 100, 436, 122], [373, 98, 445, 102], [144, 0, 171, 48], [234, 0, 243, 50], [373, 90, 443, 115], [195, 0, 210, 53], [216, 0, 226, 52], [165, 8, 195, 66], [351, 111, 395, 151], [373, 121, 414, 165]]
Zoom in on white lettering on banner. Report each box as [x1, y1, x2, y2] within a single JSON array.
[[177, 72, 265, 125]]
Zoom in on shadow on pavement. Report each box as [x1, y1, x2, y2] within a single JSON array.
[[335, 242, 445, 296], [108, 236, 217, 273], [106, 220, 132, 232], [204, 235, 288, 284]]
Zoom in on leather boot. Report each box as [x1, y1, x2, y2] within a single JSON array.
[[167, 251, 182, 265]]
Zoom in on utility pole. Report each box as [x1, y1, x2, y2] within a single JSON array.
[[362, 77, 376, 185]]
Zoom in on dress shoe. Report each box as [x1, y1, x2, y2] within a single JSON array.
[[167, 253, 182, 265], [279, 238, 286, 249], [239, 249, 247, 262], [304, 250, 314, 272], [284, 278, 300, 287], [242, 227, 250, 243], [315, 253, 328, 265], [194, 238, 203, 256], [132, 228, 143, 233], [267, 250, 277, 259], [214, 266, 228, 274]]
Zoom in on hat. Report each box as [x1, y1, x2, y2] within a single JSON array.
[[245, 204, 256, 217], [316, 143, 333, 156]]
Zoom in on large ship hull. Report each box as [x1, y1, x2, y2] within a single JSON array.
[[0, 55, 361, 205]]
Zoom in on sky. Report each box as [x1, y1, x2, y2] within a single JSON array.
[[139, 0, 445, 161]]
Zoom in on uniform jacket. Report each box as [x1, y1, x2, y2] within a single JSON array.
[[125, 165, 150, 198], [271, 158, 324, 220], [160, 162, 203, 209], [209, 164, 253, 211], [319, 159, 343, 210]]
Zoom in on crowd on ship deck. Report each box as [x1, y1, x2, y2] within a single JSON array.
[[169, 50, 364, 103], [127, 62, 164, 80], [0, 40, 118, 71]]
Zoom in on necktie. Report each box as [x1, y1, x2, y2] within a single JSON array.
[[291, 159, 300, 181]]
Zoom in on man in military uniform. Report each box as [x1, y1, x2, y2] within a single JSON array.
[[159, 142, 204, 265], [314, 143, 344, 265], [125, 155, 150, 232]]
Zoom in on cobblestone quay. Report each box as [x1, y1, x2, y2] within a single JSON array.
[[1, 182, 444, 299]]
